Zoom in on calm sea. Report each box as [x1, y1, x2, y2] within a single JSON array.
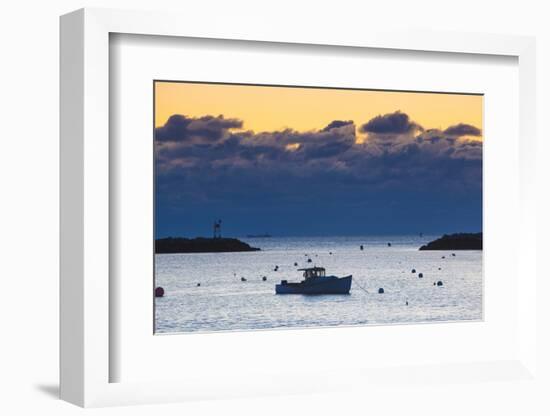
[[154, 235, 482, 333]]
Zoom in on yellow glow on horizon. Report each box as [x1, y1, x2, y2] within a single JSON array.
[[285, 143, 301, 151], [155, 82, 483, 140]]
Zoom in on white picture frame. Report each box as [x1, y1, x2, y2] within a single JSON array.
[[60, 7, 537, 407]]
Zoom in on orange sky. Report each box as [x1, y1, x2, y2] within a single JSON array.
[[155, 81, 483, 139]]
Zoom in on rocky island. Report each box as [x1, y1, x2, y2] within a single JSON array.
[[419, 233, 482, 251], [155, 237, 261, 254]]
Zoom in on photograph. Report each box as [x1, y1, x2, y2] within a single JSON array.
[[153, 81, 483, 334]]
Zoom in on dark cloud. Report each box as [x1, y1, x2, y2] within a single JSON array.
[[155, 112, 481, 178], [443, 123, 482, 137], [359, 111, 422, 135], [321, 120, 354, 132], [155, 112, 482, 236], [155, 114, 243, 143]]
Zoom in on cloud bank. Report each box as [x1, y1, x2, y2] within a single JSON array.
[[155, 111, 482, 236]]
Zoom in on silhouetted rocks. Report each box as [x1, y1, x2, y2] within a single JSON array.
[[419, 233, 482, 251], [155, 237, 260, 254]]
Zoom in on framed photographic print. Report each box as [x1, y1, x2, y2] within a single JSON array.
[[153, 80, 484, 334], [60, 8, 538, 408]]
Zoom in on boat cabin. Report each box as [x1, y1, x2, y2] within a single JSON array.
[[298, 267, 326, 279]]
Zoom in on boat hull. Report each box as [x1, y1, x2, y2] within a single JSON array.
[[275, 275, 352, 295]]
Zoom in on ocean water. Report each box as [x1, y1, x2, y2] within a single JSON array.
[[155, 235, 482, 333]]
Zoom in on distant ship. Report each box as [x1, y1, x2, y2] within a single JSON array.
[[246, 233, 272, 238], [275, 267, 352, 295]]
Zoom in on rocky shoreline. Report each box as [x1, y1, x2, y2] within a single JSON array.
[[155, 237, 261, 254], [419, 233, 482, 251]]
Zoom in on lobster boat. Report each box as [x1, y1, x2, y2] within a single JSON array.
[[275, 267, 352, 295]]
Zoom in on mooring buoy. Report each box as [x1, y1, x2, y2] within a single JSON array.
[[411, 269, 416, 273], [155, 287, 165, 297], [418, 273, 424, 278], [437, 280, 443, 286], [378, 288, 385, 294]]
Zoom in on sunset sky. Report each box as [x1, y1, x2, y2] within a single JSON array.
[[155, 81, 483, 140], [154, 81, 483, 238]]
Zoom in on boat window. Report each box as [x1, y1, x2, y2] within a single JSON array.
[[302, 268, 326, 278]]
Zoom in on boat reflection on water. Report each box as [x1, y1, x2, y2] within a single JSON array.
[[275, 267, 352, 295]]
